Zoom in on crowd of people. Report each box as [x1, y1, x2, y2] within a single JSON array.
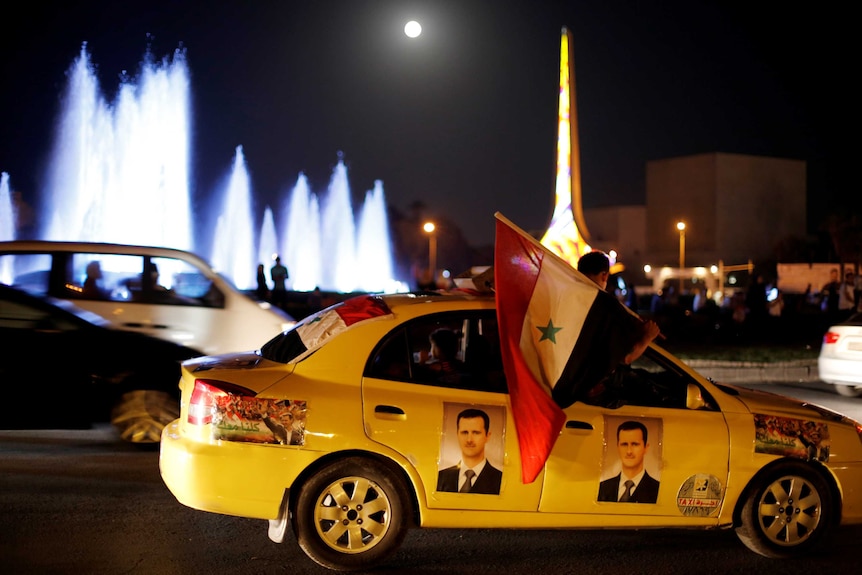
[[635, 266, 861, 346]]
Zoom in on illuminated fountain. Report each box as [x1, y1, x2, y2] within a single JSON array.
[[282, 173, 322, 292], [210, 146, 256, 290], [258, 207, 278, 272], [42, 45, 193, 251], [277, 157, 398, 293], [1, 172, 14, 283], [28, 45, 401, 293], [356, 179, 396, 292]]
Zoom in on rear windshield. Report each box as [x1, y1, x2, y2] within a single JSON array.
[[260, 295, 392, 363]]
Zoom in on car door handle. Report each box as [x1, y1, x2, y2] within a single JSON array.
[[565, 420, 593, 430], [122, 322, 169, 329], [374, 405, 406, 421]]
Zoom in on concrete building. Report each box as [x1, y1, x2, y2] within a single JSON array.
[[584, 152, 807, 289]]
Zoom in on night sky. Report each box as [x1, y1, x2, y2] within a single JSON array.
[[0, 1, 850, 247]]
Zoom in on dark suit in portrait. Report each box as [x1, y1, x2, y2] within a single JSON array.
[[597, 471, 660, 503], [437, 462, 503, 494]]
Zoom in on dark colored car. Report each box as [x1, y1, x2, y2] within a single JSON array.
[[0, 283, 200, 442]]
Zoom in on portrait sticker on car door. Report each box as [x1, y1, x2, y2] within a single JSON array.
[[436, 402, 506, 495], [597, 416, 662, 503], [754, 414, 830, 462]]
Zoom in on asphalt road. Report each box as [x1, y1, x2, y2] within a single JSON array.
[[1, 381, 859, 574]]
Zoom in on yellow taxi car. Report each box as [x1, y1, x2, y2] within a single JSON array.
[[160, 292, 862, 571]]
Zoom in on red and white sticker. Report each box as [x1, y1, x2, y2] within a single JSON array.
[[677, 474, 722, 516]]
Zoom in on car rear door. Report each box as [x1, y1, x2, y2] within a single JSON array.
[[361, 310, 544, 512]]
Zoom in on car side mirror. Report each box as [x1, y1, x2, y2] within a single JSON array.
[[686, 383, 706, 410]]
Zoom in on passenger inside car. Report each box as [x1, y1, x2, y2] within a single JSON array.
[[81, 261, 108, 298], [419, 327, 467, 385]]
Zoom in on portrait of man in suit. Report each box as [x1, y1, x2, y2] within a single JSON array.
[[597, 419, 660, 503], [437, 407, 503, 494]]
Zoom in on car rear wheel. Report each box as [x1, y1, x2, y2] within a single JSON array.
[[110, 390, 179, 443], [834, 384, 862, 397], [736, 461, 833, 558], [293, 457, 409, 571]]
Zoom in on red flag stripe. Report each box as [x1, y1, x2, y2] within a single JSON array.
[[495, 214, 567, 484]]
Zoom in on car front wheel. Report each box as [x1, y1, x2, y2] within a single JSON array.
[[834, 384, 862, 397], [293, 457, 409, 571], [736, 461, 833, 558], [111, 390, 179, 443]]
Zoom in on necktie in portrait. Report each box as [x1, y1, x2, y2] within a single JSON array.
[[619, 479, 634, 502], [460, 469, 476, 493]]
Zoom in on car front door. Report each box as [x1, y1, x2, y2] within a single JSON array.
[[539, 348, 730, 520]]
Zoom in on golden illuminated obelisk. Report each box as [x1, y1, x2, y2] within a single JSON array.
[[540, 27, 592, 267]]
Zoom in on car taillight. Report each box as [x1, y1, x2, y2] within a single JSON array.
[[188, 379, 256, 425], [823, 332, 840, 345]]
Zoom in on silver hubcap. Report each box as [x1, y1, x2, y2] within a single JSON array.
[[313, 475, 392, 554], [756, 475, 821, 546]]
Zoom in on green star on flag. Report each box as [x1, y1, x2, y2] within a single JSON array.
[[537, 319, 563, 343]]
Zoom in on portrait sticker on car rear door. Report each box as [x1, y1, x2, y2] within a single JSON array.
[[436, 403, 506, 495]]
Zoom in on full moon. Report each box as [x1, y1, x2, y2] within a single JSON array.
[[404, 20, 422, 38]]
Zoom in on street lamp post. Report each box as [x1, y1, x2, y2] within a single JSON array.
[[423, 221, 437, 280], [677, 221, 686, 293]]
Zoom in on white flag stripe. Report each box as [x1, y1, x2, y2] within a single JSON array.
[[297, 313, 347, 351], [519, 254, 598, 389]]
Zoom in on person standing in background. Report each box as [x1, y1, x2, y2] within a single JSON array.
[[270, 256, 289, 310], [838, 270, 857, 319], [255, 263, 269, 302]]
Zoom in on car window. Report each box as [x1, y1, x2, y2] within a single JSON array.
[[366, 311, 507, 394], [1, 251, 224, 308], [1, 254, 52, 295], [582, 347, 718, 410]]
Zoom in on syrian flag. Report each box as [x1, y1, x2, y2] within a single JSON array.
[[265, 295, 393, 361], [494, 213, 641, 483]]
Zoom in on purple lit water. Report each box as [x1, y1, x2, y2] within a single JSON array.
[[210, 147, 256, 290], [0, 172, 14, 284], [27, 45, 402, 292], [42, 46, 193, 251], [282, 173, 322, 291], [258, 206, 278, 273]]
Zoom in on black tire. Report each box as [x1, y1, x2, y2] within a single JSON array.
[[835, 384, 862, 398], [736, 461, 833, 558], [293, 457, 409, 571], [110, 390, 179, 443]]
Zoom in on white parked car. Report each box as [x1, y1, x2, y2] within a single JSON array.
[[818, 312, 862, 397], [0, 240, 294, 356]]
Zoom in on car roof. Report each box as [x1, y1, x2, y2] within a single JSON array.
[[375, 290, 495, 311], [0, 240, 214, 269]]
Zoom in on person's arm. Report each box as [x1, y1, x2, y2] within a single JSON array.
[[623, 320, 661, 365]]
